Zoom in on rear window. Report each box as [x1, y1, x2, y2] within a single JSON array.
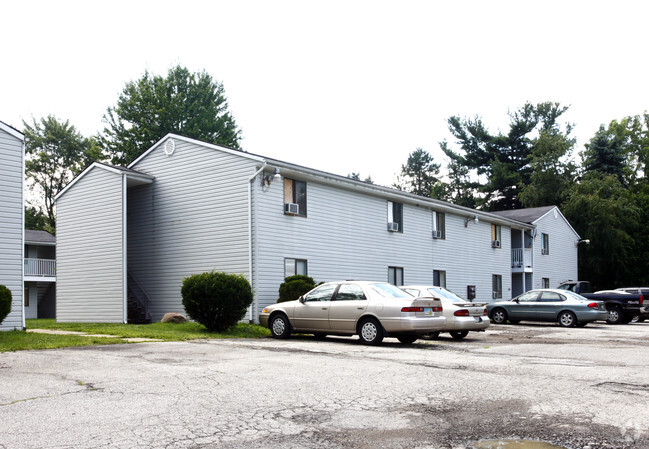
[[427, 287, 465, 303], [370, 283, 413, 299]]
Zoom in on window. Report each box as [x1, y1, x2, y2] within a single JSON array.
[[542, 277, 550, 289], [541, 233, 549, 255], [432, 211, 445, 239], [517, 291, 538, 302], [388, 266, 404, 286], [387, 201, 403, 232], [492, 274, 502, 299], [433, 270, 446, 288], [540, 291, 565, 302], [334, 284, 366, 301], [491, 224, 502, 248], [303, 284, 336, 302], [24, 285, 29, 307], [284, 258, 307, 277], [284, 178, 307, 217]]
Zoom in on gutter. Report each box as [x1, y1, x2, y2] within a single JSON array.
[[247, 162, 267, 323]]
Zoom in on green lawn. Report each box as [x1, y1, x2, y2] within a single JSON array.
[[0, 319, 271, 352]]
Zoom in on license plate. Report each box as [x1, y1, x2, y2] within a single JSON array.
[[424, 308, 433, 315], [474, 317, 482, 322]]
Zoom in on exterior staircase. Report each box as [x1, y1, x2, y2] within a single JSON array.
[[127, 271, 152, 324]]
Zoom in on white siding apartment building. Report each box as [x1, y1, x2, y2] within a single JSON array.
[[55, 134, 580, 323], [0, 120, 25, 331]]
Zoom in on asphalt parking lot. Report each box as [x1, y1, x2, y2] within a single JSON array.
[[1, 321, 648, 449]]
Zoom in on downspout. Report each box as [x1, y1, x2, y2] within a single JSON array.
[[248, 162, 267, 323], [21, 139, 26, 330], [122, 174, 128, 324]]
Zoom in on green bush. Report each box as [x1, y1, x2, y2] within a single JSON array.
[[0, 285, 11, 325], [278, 275, 317, 303], [181, 271, 253, 332]]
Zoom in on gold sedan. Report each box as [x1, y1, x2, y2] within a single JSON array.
[[259, 281, 445, 345]]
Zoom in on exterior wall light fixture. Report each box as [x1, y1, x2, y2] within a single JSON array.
[[464, 214, 479, 227], [262, 168, 281, 191]]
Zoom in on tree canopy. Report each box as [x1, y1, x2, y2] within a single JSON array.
[[394, 148, 441, 196], [442, 102, 576, 210], [24, 116, 103, 231], [101, 65, 242, 166]]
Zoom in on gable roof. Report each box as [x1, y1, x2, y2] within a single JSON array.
[[54, 162, 155, 202], [0, 120, 24, 141], [25, 230, 56, 245], [490, 206, 556, 224]]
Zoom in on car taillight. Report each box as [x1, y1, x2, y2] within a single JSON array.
[[402, 307, 424, 312], [401, 306, 443, 312], [454, 309, 470, 316], [640, 295, 644, 306], [587, 302, 599, 309], [483, 308, 488, 316]]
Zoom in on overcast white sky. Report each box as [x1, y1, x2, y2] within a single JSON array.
[[2, 0, 647, 186]]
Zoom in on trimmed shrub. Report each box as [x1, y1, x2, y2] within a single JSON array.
[[181, 271, 253, 332], [0, 285, 11, 325], [278, 275, 317, 303]]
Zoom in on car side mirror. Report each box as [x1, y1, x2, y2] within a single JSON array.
[[299, 296, 306, 304], [514, 298, 519, 303]]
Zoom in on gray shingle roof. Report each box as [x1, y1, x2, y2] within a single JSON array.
[[25, 230, 56, 244], [490, 206, 556, 224]]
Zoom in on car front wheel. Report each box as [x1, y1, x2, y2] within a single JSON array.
[[490, 308, 508, 324], [397, 335, 417, 344], [558, 311, 577, 327], [358, 318, 384, 345], [449, 330, 469, 340], [270, 314, 291, 339]]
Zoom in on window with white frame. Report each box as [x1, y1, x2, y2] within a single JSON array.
[[541, 233, 549, 255], [284, 258, 308, 277], [388, 266, 404, 286], [387, 201, 403, 232], [432, 211, 445, 239], [492, 274, 503, 299], [433, 270, 446, 288]]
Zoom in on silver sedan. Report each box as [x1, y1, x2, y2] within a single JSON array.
[[259, 281, 445, 345], [487, 289, 608, 327], [402, 285, 489, 339]]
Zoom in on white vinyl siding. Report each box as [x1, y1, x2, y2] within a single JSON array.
[[128, 138, 258, 321], [533, 209, 579, 289], [56, 167, 125, 322], [0, 126, 24, 330]]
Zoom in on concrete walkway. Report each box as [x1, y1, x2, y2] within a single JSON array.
[[26, 328, 162, 342]]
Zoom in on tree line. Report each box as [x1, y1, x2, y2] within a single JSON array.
[[393, 103, 649, 290], [23, 66, 648, 290]]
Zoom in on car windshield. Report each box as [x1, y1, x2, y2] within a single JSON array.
[[427, 287, 465, 303], [369, 283, 413, 298]]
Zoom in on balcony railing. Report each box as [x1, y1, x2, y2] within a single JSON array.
[[511, 248, 532, 269], [24, 258, 56, 277]]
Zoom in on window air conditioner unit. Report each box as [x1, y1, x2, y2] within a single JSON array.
[[387, 222, 399, 232], [492, 240, 501, 248], [492, 291, 499, 299], [285, 203, 299, 215], [432, 230, 442, 239]]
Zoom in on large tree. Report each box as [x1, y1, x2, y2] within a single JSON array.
[[24, 116, 103, 231], [394, 148, 441, 196], [581, 124, 628, 185], [442, 102, 575, 210], [562, 173, 640, 290], [101, 66, 242, 166]]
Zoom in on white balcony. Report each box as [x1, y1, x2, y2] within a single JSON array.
[[511, 248, 532, 273], [24, 258, 56, 281]]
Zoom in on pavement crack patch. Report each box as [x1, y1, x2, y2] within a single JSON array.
[[594, 382, 649, 396]]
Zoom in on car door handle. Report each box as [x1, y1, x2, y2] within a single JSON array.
[[357, 306, 364, 309], [322, 307, 328, 310]]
